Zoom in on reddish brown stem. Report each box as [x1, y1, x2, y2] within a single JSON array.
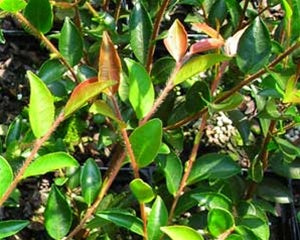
[[0, 113, 65, 206], [244, 120, 277, 200], [168, 113, 208, 223], [146, 0, 171, 72], [102, 0, 110, 11], [165, 42, 300, 130]]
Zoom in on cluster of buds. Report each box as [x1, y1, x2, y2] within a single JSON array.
[[285, 126, 300, 144], [205, 112, 238, 151]]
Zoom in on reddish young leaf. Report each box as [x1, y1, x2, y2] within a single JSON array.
[[189, 38, 224, 54], [64, 77, 116, 117], [192, 23, 224, 41], [98, 31, 121, 95], [163, 19, 188, 62]]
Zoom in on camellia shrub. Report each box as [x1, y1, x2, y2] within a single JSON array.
[[0, 0, 299, 239]]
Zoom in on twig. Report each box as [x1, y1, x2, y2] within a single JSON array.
[[15, 13, 79, 83], [244, 120, 277, 200], [85, 2, 98, 17], [114, 0, 122, 22], [146, 0, 171, 72], [237, 0, 250, 30], [102, 0, 110, 11], [164, 42, 300, 130], [0, 113, 65, 206], [217, 226, 236, 240]]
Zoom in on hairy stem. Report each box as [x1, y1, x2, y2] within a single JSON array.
[[165, 41, 300, 130], [146, 0, 171, 72], [15, 13, 78, 83], [0, 113, 65, 206], [65, 148, 126, 240], [168, 113, 208, 223], [244, 120, 277, 200], [110, 96, 148, 239]]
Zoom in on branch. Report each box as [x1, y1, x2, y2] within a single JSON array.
[[165, 41, 300, 130], [0, 113, 65, 206], [15, 13, 79, 83], [146, 0, 171, 72]]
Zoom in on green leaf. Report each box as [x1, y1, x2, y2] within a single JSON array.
[[129, 178, 155, 203], [64, 77, 116, 118], [191, 192, 232, 211], [80, 158, 101, 205], [226, 234, 243, 240], [208, 208, 235, 237], [24, 0, 53, 34], [158, 152, 183, 196], [235, 226, 259, 240], [0, 0, 26, 12], [38, 59, 67, 84], [59, 17, 83, 66], [249, 156, 263, 183], [228, 110, 250, 144], [129, 119, 162, 168], [237, 17, 271, 74], [5, 116, 22, 146], [271, 153, 300, 179], [96, 210, 144, 236], [185, 81, 211, 113], [225, 0, 242, 29], [0, 220, 29, 238], [161, 226, 204, 240], [126, 58, 154, 119], [0, 28, 5, 44], [89, 100, 126, 129], [0, 156, 13, 199], [210, 93, 243, 112], [151, 57, 176, 84], [291, 0, 300, 41], [28, 71, 55, 138], [23, 152, 79, 178], [208, 0, 227, 28], [275, 137, 300, 163], [187, 153, 241, 185], [129, 2, 153, 64], [45, 185, 72, 239], [257, 178, 292, 204], [239, 216, 269, 240], [174, 54, 230, 85], [147, 196, 168, 240]]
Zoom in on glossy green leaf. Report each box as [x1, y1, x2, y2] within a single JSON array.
[[80, 158, 101, 205], [89, 100, 126, 129], [228, 110, 250, 144], [151, 57, 176, 84], [24, 0, 53, 34], [257, 178, 292, 204], [208, 0, 227, 28], [0, 156, 13, 199], [210, 92, 243, 112], [237, 17, 271, 74], [239, 216, 269, 240], [23, 152, 78, 178], [129, 119, 162, 168], [96, 210, 144, 236], [59, 17, 83, 66], [147, 196, 168, 240], [126, 58, 154, 119], [237, 201, 268, 222], [159, 152, 182, 196], [225, 0, 242, 29], [38, 59, 67, 84], [291, 0, 300, 41], [191, 192, 232, 211], [187, 153, 241, 185], [208, 208, 234, 237], [235, 226, 259, 240], [161, 226, 204, 240], [174, 54, 230, 85], [249, 156, 263, 183], [0, 220, 29, 238], [185, 81, 211, 113], [129, 2, 153, 64], [271, 153, 300, 179], [64, 77, 115, 118], [5, 116, 22, 146], [226, 234, 243, 240], [275, 137, 300, 163], [130, 178, 155, 203], [0, 29, 5, 44], [45, 185, 72, 239], [28, 71, 54, 138], [0, 0, 26, 12]]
